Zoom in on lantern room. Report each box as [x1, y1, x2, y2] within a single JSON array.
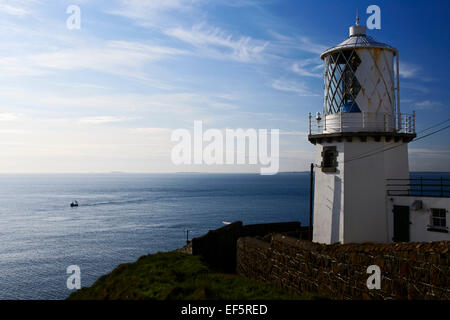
[[312, 17, 411, 134]]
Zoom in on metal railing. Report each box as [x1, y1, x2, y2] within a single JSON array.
[[398, 112, 416, 134], [309, 111, 415, 135], [387, 177, 450, 197]]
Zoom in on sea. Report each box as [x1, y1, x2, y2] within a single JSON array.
[[0, 172, 447, 300], [0, 173, 311, 300]]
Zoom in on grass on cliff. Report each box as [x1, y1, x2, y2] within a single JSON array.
[[67, 252, 305, 300]]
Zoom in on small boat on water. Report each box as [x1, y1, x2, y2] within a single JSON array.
[[70, 201, 78, 207]]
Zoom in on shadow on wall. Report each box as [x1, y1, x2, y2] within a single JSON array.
[[192, 221, 307, 273], [331, 175, 342, 243]]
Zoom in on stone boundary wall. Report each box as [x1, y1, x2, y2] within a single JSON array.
[[237, 234, 449, 300], [192, 221, 307, 272]]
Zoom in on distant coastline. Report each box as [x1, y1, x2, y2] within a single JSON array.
[[0, 171, 448, 175]]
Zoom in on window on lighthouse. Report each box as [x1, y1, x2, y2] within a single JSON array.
[[324, 50, 362, 115], [321, 146, 338, 173]]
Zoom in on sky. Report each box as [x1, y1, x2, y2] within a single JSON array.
[[0, 0, 449, 173]]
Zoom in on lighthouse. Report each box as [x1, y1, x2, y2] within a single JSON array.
[[308, 17, 416, 244]]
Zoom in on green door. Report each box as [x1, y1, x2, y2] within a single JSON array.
[[393, 205, 410, 242]]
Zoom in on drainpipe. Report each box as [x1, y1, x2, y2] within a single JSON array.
[[309, 163, 314, 241], [396, 53, 401, 131]]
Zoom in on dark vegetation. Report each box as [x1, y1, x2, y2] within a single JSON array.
[[67, 252, 311, 300]]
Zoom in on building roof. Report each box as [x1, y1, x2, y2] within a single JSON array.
[[321, 25, 397, 59]]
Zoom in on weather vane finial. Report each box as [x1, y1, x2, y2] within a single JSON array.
[[356, 9, 360, 25]]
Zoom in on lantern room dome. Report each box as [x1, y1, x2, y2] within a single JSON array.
[[321, 23, 397, 59]]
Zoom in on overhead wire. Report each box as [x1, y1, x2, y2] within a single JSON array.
[[344, 124, 450, 164], [342, 118, 450, 162]]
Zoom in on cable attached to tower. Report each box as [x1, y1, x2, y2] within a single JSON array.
[[343, 120, 450, 164]]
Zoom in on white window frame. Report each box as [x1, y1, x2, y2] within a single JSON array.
[[429, 208, 447, 231]]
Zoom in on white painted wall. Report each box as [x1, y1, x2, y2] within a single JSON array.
[[345, 140, 409, 243], [312, 142, 344, 244], [387, 196, 450, 242], [312, 137, 410, 244]]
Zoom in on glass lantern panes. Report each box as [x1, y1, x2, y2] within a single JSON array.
[[324, 49, 362, 114]]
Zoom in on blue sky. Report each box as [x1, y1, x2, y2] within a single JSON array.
[[0, 0, 449, 172]]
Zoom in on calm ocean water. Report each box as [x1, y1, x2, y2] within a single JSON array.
[[0, 173, 311, 300]]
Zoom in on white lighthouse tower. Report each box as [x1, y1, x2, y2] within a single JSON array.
[[308, 17, 416, 244]]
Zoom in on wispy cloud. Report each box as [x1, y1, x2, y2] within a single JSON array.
[[0, 41, 188, 79], [279, 130, 308, 136], [0, 3, 30, 17], [399, 62, 420, 79], [409, 148, 450, 159], [0, 87, 243, 124], [268, 31, 327, 55], [165, 24, 268, 62], [130, 127, 172, 134], [110, 0, 191, 16], [0, 115, 176, 172], [210, 0, 267, 8], [79, 116, 136, 125], [108, 0, 264, 26], [0, 129, 26, 134], [413, 100, 443, 109], [291, 58, 322, 78], [0, 112, 23, 121], [107, 0, 201, 27], [271, 79, 318, 96], [401, 82, 430, 94]]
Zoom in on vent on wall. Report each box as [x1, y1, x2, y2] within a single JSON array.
[[411, 200, 423, 211]]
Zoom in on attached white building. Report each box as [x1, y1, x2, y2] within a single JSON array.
[[308, 18, 449, 244], [387, 182, 450, 242]]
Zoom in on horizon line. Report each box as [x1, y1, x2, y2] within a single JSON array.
[[0, 171, 448, 175]]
